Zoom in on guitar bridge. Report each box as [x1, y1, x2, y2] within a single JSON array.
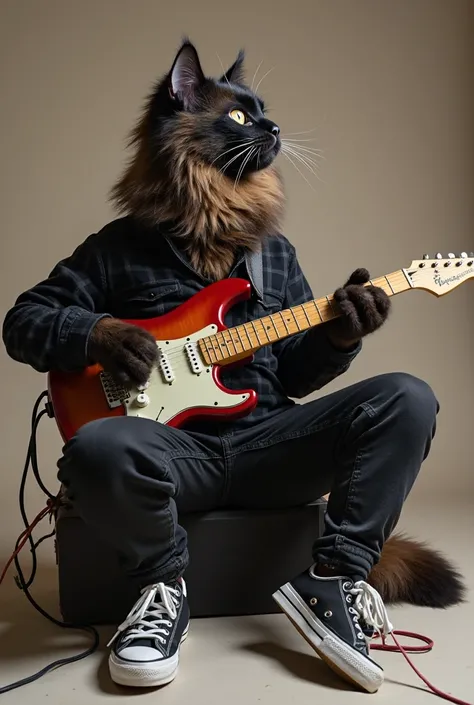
[[100, 372, 131, 409]]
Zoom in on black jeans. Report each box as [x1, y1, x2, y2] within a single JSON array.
[[58, 373, 438, 585]]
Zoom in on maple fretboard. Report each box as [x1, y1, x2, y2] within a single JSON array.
[[198, 270, 411, 365]]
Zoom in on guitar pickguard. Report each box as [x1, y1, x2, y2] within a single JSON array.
[[102, 324, 250, 425]]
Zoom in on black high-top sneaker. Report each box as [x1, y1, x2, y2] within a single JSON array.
[[272, 567, 393, 693], [108, 579, 189, 687]]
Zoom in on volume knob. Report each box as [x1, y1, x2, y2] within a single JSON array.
[[135, 393, 150, 408]]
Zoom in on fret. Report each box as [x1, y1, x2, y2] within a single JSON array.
[[217, 330, 231, 356], [234, 325, 247, 351], [242, 322, 256, 348], [258, 317, 273, 342], [278, 311, 291, 334], [301, 303, 312, 327], [313, 300, 323, 322], [269, 314, 280, 338], [226, 328, 239, 355], [290, 307, 302, 331], [203, 337, 217, 364], [250, 320, 262, 345], [239, 323, 253, 349], [385, 275, 395, 295], [325, 296, 337, 320]]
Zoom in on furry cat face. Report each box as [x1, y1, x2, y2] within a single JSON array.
[[147, 42, 281, 178], [111, 40, 284, 280]]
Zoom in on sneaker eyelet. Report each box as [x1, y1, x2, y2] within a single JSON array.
[[324, 610, 333, 618], [342, 581, 352, 591], [345, 595, 352, 603], [357, 632, 365, 640], [309, 598, 318, 606]]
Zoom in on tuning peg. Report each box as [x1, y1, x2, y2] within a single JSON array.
[[460, 252, 468, 258], [448, 252, 455, 258], [436, 252, 443, 259], [422, 253, 430, 259]]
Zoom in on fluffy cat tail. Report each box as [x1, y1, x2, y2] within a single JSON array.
[[367, 533, 466, 608]]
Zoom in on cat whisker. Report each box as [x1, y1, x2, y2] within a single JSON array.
[[211, 139, 256, 166], [281, 144, 321, 168], [283, 128, 318, 136], [281, 139, 325, 154], [251, 60, 264, 92], [282, 145, 325, 183], [234, 146, 257, 189], [220, 144, 254, 175], [281, 151, 316, 192], [282, 137, 318, 143], [254, 66, 275, 94], [282, 144, 321, 172], [234, 147, 256, 188], [281, 142, 326, 161]]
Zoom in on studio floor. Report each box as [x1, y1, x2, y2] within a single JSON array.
[[0, 495, 473, 705]]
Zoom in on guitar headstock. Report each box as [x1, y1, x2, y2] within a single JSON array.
[[404, 252, 474, 296]]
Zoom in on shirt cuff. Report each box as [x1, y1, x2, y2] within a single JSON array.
[[58, 307, 111, 369]]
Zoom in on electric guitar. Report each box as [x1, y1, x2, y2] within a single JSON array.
[[48, 253, 473, 441]]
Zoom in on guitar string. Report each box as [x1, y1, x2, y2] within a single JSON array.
[[141, 271, 411, 365]]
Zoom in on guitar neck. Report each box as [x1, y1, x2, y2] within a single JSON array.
[[198, 270, 412, 366]]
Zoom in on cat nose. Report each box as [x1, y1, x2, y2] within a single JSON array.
[[270, 124, 280, 137]]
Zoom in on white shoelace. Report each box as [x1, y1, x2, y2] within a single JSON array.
[[349, 580, 394, 639], [107, 582, 180, 648]]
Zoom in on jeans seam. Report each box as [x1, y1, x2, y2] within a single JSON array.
[[339, 448, 363, 534], [339, 402, 376, 533]]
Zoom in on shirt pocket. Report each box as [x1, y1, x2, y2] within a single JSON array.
[[109, 280, 181, 319]]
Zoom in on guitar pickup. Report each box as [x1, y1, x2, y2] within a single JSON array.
[[158, 351, 175, 384], [184, 341, 205, 374]]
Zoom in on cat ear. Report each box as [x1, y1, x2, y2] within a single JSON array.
[[169, 41, 205, 108], [220, 50, 245, 85]]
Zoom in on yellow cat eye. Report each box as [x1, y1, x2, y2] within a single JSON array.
[[229, 109, 250, 126]]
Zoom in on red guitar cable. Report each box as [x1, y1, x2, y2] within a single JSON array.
[[371, 632, 472, 704], [0, 502, 54, 588]]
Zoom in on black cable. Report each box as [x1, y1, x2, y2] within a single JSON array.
[[14, 392, 48, 589], [15, 408, 49, 589], [0, 393, 100, 696]]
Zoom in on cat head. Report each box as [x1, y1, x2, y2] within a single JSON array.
[[111, 40, 284, 277], [144, 40, 280, 178]]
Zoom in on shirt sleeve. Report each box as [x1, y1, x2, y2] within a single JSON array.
[[274, 245, 361, 398], [2, 234, 110, 373]]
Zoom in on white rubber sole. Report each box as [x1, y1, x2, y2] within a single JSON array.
[[272, 584, 383, 693], [109, 624, 189, 688]]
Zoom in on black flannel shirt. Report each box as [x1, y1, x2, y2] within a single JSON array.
[[3, 217, 361, 428]]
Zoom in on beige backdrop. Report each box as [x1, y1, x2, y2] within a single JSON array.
[[1, 0, 473, 547]]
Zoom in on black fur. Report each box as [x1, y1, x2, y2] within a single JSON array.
[[331, 268, 391, 343], [89, 319, 159, 386]]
